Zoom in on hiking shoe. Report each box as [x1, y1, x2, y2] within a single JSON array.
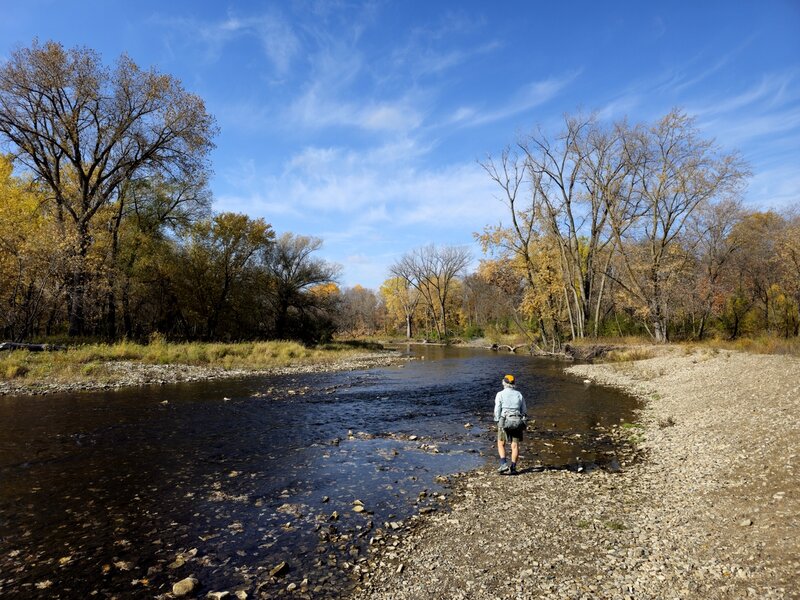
[[498, 463, 511, 474], [509, 466, 517, 475]]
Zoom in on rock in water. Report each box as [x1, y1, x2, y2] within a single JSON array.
[[270, 561, 289, 577], [172, 576, 198, 596]]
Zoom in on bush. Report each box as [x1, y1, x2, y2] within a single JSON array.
[[461, 324, 484, 339]]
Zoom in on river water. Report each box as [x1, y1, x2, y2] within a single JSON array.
[[0, 346, 638, 598]]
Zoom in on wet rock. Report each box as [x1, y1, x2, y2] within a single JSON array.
[[270, 561, 289, 577], [207, 592, 229, 600], [173, 576, 199, 596]]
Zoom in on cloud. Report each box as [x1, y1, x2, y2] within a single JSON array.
[[151, 10, 300, 75], [690, 71, 799, 117], [446, 71, 582, 128], [289, 88, 425, 132], [746, 164, 800, 209]]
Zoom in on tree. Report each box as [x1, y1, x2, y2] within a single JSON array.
[[266, 233, 340, 341], [380, 276, 420, 338], [337, 285, 380, 336], [0, 40, 217, 336], [0, 155, 64, 340], [390, 244, 471, 340], [479, 149, 562, 348], [684, 197, 744, 339], [607, 110, 747, 342], [518, 114, 622, 339], [177, 213, 274, 339]]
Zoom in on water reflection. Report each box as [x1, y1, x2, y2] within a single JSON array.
[[0, 346, 637, 598]]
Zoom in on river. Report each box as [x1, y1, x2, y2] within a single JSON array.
[[0, 345, 638, 598]]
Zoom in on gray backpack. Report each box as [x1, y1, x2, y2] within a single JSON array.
[[502, 411, 525, 431]]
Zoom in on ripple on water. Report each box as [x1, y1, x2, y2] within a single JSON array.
[[0, 346, 638, 597]]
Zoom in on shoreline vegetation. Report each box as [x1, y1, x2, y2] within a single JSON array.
[[0, 339, 411, 396], [350, 347, 799, 600], [1, 335, 798, 397]]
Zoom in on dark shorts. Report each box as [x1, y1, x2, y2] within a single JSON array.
[[498, 425, 524, 443]]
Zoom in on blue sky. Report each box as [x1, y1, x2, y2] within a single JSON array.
[[2, 1, 799, 288]]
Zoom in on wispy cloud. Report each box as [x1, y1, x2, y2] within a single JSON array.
[[151, 10, 300, 75], [446, 71, 582, 128], [690, 71, 799, 117], [289, 87, 425, 132]]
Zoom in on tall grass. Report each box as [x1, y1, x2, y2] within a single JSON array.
[[702, 335, 800, 356], [0, 340, 376, 383]]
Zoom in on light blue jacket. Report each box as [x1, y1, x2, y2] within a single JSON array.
[[494, 386, 527, 422]]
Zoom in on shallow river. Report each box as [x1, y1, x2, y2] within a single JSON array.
[[0, 346, 638, 598]]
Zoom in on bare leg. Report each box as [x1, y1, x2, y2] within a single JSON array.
[[511, 440, 519, 465], [497, 439, 506, 460]]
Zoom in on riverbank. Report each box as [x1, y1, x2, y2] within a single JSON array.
[[353, 348, 799, 599], [0, 341, 411, 396]]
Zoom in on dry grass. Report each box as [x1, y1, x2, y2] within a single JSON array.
[[0, 340, 374, 383], [699, 335, 800, 356], [602, 347, 657, 363]]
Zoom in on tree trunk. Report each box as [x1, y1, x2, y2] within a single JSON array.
[[68, 222, 90, 337]]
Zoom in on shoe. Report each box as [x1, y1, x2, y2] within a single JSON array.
[[509, 466, 517, 475], [498, 463, 511, 474]]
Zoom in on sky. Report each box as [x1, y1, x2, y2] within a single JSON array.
[[2, 1, 799, 288]]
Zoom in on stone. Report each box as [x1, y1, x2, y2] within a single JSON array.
[[270, 561, 289, 577], [172, 576, 198, 597], [739, 518, 753, 527], [207, 593, 229, 600]]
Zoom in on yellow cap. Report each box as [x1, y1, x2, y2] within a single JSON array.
[[503, 374, 515, 384]]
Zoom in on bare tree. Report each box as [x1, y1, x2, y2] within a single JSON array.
[[479, 148, 557, 347], [519, 114, 627, 339], [390, 244, 471, 340], [685, 197, 744, 339], [0, 40, 217, 335], [607, 110, 748, 342]]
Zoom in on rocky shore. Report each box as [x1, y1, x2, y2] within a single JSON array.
[[352, 348, 799, 599], [0, 352, 412, 396]]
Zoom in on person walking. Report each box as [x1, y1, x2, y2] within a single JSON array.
[[494, 374, 527, 474]]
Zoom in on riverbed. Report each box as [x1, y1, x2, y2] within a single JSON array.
[[0, 346, 638, 598]]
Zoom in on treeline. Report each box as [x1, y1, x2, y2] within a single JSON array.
[[0, 41, 338, 343], [2, 41, 797, 347], [373, 112, 799, 346], [0, 155, 341, 342]]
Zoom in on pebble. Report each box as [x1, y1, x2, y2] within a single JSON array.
[[172, 576, 198, 597], [350, 351, 800, 600]]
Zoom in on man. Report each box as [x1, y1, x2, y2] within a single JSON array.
[[494, 374, 527, 475]]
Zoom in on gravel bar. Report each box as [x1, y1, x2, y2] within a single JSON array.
[[351, 348, 799, 600]]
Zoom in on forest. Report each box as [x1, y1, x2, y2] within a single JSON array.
[[1, 41, 798, 347]]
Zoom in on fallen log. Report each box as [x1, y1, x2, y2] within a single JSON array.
[[0, 341, 67, 352]]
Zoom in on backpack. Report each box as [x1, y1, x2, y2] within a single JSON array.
[[502, 411, 525, 431]]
